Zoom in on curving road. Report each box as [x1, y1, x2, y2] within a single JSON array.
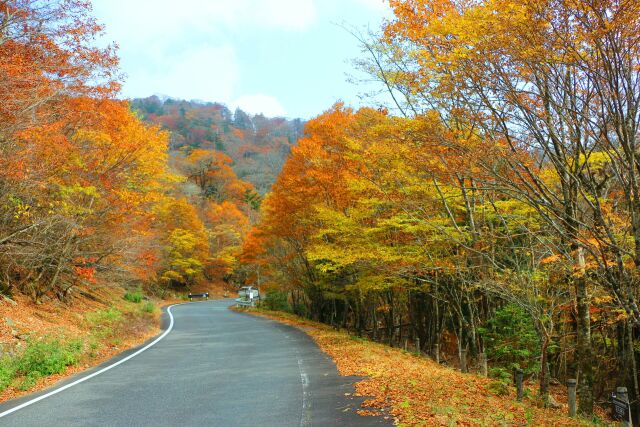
[[0, 300, 387, 426]]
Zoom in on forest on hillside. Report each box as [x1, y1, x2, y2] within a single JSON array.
[[131, 96, 304, 194]]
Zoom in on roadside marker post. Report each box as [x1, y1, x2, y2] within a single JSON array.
[[515, 369, 524, 402], [567, 379, 576, 417]]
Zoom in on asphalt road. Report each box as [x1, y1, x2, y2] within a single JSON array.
[[0, 299, 388, 426]]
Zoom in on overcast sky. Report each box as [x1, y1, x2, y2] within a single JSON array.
[[91, 0, 391, 119]]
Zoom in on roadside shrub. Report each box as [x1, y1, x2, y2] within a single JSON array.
[[489, 367, 512, 383], [141, 301, 155, 313], [88, 337, 100, 358], [293, 303, 308, 318], [0, 356, 16, 391], [18, 372, 40, 391], [123, 289, 143, 303], [487, 380, 509, 396], [261, 289, 291, 312], [15, 338, 82, 383], [0, 338, 83, 392], [86, 307, 122, 339], [86, 307, 122, 326]]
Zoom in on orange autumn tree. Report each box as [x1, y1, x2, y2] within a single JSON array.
[[182, 149, 253, 204], [0, 0, 122, 299], [0, 0, 200, 299], [0, 0, 118, 145], [244, 105, 448, 313], [203, 200, 250, 281], [1, 96, 173, 300], [174, 147, 257, 283], [240, 104, 371, 316]]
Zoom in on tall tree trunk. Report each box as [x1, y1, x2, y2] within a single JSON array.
[[372, 301, 378, 341], [539, 336, 550, 406], [576, 274, 594, 416], [626, 321, 640, 423]]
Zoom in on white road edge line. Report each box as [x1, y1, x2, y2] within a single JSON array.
[[0, 303, 181, 419]]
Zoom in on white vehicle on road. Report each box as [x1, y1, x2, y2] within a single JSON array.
[[236, 286, 260, 307]]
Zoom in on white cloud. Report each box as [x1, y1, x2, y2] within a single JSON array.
[[351, 0, 391, 13], [92, 0, 315, 108], [249, 0, 317, 31], [123, 45, 240, 102], [91, 0, 390, 117], [232, 94, 287, 117], [93, 0, 317, 42]]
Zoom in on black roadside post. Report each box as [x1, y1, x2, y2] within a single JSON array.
[[567, 379, 577, 417]]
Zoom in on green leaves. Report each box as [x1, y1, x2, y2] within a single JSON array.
[[479, 304, 541, 374]]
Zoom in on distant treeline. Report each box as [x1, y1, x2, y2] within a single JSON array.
[[132, 97, 305, 194]]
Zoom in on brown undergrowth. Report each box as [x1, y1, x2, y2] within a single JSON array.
[[238, 307, 601, 426]]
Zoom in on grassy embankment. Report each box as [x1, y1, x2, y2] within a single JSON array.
[[0, 287, 169, 402], [0, 281, 231, 402], [237, 307, 603, 426]]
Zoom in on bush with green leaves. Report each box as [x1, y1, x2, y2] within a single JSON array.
[[261, 289, 291, 312], [479, 304, 541, 375], [487, 379, 509, 396], [86, 307, 122, 326], [489, 367, 512, 383], [293, 303, 308, 318], [86, 307, 122, 339], [123, 289, 143, 303], [0, 338, 84, 392], [0, 356, 16, 391], [15, 338, 82, 379], [141, 301, 155, 313]]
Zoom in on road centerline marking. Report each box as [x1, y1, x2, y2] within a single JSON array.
[[297, 350, 311, 427]]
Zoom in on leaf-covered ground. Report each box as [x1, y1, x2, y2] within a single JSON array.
[[240, 308, 599, 426]]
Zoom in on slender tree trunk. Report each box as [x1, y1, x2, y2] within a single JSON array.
[[576, 274, 594, 416], [372, 302, 378, 341], [466, 293, 478, 356], [539, 336, 550, 406], [388, 292, 395, 346], [627, 321, 640, 423]]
